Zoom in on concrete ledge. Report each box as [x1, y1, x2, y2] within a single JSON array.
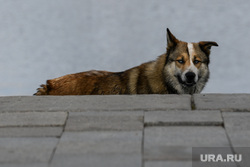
[[0, 95, 191, 111], [0, 94, 249, 167], [0, 112, 67, 127], [144, 126, 230, 161], [193, 94, 250, 111], [145, 110, 223, 126], [65, 111, 143, 131]]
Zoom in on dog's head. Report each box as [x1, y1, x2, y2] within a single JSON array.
[[164, 28, 218, 94]]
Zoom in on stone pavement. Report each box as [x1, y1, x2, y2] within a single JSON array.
[[0, 94, 249, 167]]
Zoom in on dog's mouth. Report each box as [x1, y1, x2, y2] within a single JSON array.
[[177, 75, 196, 87]]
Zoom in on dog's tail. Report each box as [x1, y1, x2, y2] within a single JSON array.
[[34, 84, 49, 95]]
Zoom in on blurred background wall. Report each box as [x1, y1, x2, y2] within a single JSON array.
[[0, 0, 249, 95]]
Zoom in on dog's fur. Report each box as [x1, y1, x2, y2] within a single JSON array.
[[34, 29, 218, 95]]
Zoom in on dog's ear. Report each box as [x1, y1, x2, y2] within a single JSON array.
[[166, 28, 179, 49], [199, 41, 218, 56]]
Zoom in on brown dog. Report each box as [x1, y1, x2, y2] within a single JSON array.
[[34, 29, 218, 95]]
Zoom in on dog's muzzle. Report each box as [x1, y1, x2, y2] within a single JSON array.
[[185, 72, 196, 85], [178, 72, 197, 87]]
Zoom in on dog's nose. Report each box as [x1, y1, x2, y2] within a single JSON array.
[[185, 72, 196, 83]]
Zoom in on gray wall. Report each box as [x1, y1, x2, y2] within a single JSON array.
[[0, 0, 249, 95]]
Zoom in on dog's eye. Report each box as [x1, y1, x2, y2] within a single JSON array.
[[177, 60, 184, 64], [193, 60, 200, 64]]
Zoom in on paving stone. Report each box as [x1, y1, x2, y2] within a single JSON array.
[[232, 147, 250, 166], [0, 111, 67, 127], [0, 138, 58, 163], [192, 147, 238, 167], [223, 112, 250, 147], [65, 95, 191, 111], [144, 154, 237, 167], [193, 161, 238, 167], [52, 131, 142, 167], [144, 126, 230, 160], [0, 96, 71, 112], [145, 161, 238, 167], [222, 112, 250, 130], [1, 95, 249, 167], [0, 163, 49, 167], [226, 130, 250, 147], [0, 95, 191, 111], [145, 110, 222, 126], [145, 161, 192, 167], [51, 154, 141, 167], [65, 111, 143, 131], [0, 96, 21, 111], [193, 94, 250, 111], [0, 127, 63, 137], [55, 131, 142, 155]]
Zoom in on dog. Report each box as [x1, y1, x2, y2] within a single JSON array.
[[34, 28, 218, 95]]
